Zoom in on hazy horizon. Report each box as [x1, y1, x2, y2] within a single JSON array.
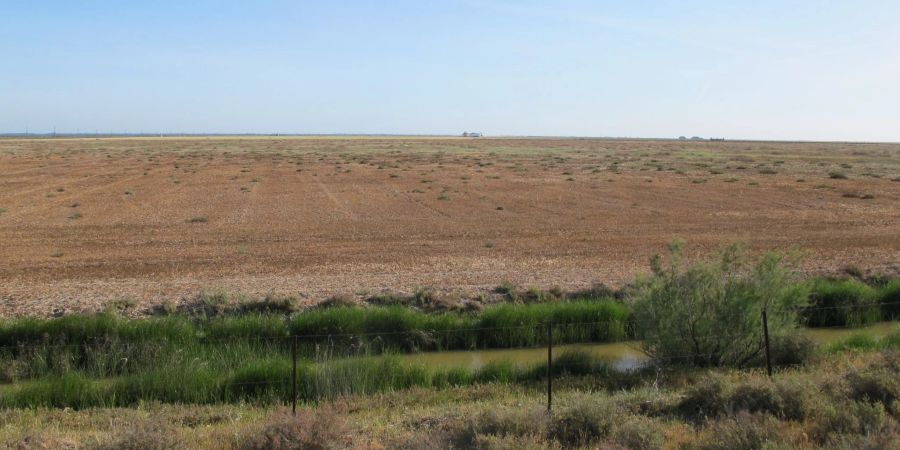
[[3, 1, 899, 141]]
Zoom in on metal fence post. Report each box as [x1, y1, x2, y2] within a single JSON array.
[[547, 321, 553, 413], [292, 334, 298, 415], [762, 309, 773, 378]]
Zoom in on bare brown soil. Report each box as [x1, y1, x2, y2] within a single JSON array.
[[1, 137, 898, 316]]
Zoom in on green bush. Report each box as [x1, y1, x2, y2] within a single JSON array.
[[847, 366, 900, 414], [729, 378, 816, 420], [96, 420, 186, 450], [678, 375, 817, 421], [813, 401, 888, 441], [241, 409, 350, 450], [549, 397, 615, 447], [610, 415, 665, 450], [631, 241, 808, 367], [769, 333, 819, 366], [698, 412, 784, 450], [677, 373, 730, 419]]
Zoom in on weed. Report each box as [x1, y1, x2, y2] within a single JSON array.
[[549, 396, 615, 447], [96, 419, 185, 450], [241, 409, 350, 450]]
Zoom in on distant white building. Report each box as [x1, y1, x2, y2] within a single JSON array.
[[462, 131, 483, 138]]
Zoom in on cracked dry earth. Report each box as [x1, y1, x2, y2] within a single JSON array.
[[0, 137, 898, 317]]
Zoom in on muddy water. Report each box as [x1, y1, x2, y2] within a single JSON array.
[[403, 322, 900, 371]]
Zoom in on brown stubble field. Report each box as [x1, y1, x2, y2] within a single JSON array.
[[0, 136, 898, 316]]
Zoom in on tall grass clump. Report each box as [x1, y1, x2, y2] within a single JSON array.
[[804, 278, 881, 327], [290, 306, 475, 354], [630, 240, 808, 367], [879, 279, 900, 320], [0, 313, 195, 348], [200, 314, 289, 341], [477, 301, 629, 348], [0, 373, 103, 408]]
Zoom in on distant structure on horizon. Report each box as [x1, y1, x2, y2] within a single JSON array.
[[462, 131, 482, 138], [679, 136, 725, 141]]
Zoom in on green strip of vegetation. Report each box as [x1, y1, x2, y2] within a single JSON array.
[[826, 329, 900, 353], [289, 300, 629, 352], [0, 350, 617, 408]]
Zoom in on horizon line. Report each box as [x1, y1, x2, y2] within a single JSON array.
[[0, 132, 898, 145]]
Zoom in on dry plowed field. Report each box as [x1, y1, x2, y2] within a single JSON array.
[[1, 137, 898, 316]]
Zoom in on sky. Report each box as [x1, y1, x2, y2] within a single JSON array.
[[2, 1, 899, 141]]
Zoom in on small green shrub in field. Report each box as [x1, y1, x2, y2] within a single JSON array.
[[678, 374, 818, 421], [847, 363, 900, 413], [610, 416, 665, 450], [678, 373, 730, 419], [813, 401, 889, 441], [96, 419, 185, 450], [631, 241, 808, 367], [769, 333, 819, 366], [549, 396, 615, 447], [698, 412, 784, 450], [729, 378, 818, 421], [462, 408, 548, 446], [237, 295, 300, 315], [241, 409, 350, 450], [804, 278, 881, 327]]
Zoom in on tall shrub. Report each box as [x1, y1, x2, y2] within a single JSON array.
[[630, 240, 808, 367]]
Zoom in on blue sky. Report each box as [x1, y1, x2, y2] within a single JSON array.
[[2, 1, 899, 140]]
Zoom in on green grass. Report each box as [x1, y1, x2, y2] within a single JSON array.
[[827, 329, 900, 353], [879, 279, 900, 320], [289, 300, 629, 353], [804, 278, 882, 327], [0, 350, 616, 408]]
